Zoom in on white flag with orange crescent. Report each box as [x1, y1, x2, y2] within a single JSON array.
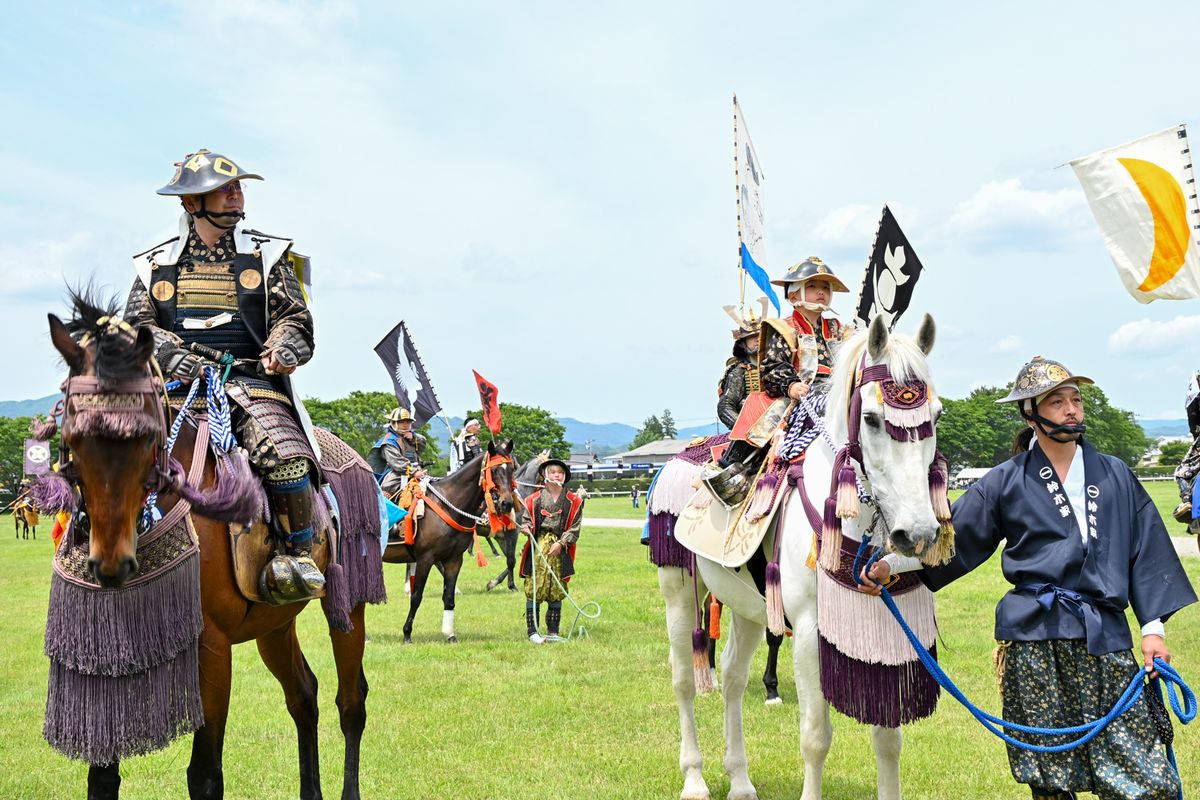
[[1070, 125, 1200, 303]]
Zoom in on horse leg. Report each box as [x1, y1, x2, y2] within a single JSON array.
[[505, 532, 517, 591], [721, 612, 762, 800], [188, 629, 233, 800], [762, 631, 783, 705], [783, 567, 831, 800], [440, 555, 463, 642], [871, 725, 903, 800], [87, 762, 121, 799], [402, 559, 434, 644], [657, 566, 709, 800], [325, 601, 369, 800], [255, 620, 322, 800]]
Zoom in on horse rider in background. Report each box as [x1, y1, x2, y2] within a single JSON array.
[[123, 149, 324, 604], [369, 408, 428, 498], [450, 418, 484, 472], [1171, 370, 1200, 536]]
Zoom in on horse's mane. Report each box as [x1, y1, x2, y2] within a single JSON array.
[[825, 326, 933, 443], [63, 284, 149, 380]]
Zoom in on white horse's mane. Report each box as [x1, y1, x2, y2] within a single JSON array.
[[825, 325, 934, 443]]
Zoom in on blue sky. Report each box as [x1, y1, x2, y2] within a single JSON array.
[[3, 1, 1200, 429]]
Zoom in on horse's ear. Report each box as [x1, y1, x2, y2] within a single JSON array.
[[915, 313, 935, 356], [503, 438, 514, 454], [133, 326, 155, 365], [487, 439, 497, 455], [867, 314, 889, 360], [48, 313, 84, 372]]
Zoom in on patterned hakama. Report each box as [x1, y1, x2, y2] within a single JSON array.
[[1000, 640, 1178, 799]]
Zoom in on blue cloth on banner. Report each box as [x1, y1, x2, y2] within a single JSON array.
[[641, 468, 664, 545], [740, 242, 780, 314]]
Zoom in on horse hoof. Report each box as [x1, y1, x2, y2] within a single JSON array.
[[485, 580, 497, 591], [403, 635, 412, 644], [507, 585, 517, 593], [764, 696, 783, 706], [446, 635, 458, 644]]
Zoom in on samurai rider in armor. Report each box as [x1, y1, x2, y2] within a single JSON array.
[[1171, 371, 1200, 535], [704, 257, 851, 504], [450, 418, 484, 472], [124, 149, 324, 605], [367, 408, 427, 498]]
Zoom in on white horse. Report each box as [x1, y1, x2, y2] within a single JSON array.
[[657, 314, 947, 800]]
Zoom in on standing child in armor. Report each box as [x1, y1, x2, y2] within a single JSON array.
[[518, 459, 583, 643]]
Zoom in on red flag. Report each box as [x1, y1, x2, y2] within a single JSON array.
[[473, 370, 502, 433]]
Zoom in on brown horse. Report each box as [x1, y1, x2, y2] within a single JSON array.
[[43, 292, 383, 800], [383, 440, 517, 642]]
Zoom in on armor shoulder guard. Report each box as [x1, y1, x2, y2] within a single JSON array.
[[761, 317, 798, 353], [235, 227, 295, 275], [132, 235, 182, 287]]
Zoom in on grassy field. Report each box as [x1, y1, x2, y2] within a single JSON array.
[[1, 513, 1197, 800]]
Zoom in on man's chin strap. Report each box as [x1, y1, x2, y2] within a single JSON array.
[[194, 195, 244, 230], [1021, 402, 1086, 443]]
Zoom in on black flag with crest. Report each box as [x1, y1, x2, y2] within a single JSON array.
[[374, 321, 442, 428], [854, 206, 925, 331]]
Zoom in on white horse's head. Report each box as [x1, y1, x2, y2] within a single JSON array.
[[825, 313, 951, 563]]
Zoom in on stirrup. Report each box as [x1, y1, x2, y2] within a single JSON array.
[[700, 461, 750, 507], [258, 555, 325, 605]]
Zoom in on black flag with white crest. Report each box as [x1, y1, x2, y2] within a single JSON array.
[[374, 321, 442, 428], [854, 206, 925, 331]]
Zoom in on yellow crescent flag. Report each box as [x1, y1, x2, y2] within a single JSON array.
[[1070, 125, 1200, 303]]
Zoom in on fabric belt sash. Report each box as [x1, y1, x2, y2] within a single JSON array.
[[1015, 582, 1107, 655]]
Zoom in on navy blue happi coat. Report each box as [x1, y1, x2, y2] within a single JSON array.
[[921, 439, 1196, 655]]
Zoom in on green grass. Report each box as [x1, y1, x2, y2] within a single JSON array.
[[0, 515, 1197, 799], [578, 494, 647, 520]]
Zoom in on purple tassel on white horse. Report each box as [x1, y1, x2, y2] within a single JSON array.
[[765, 561, 785, 635], [744, 468, 781, 521], [692, 626, 714, 694]]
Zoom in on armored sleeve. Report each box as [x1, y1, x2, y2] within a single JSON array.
[[381, 442, 410, 475], [559, 505, 583, 545], [262, 254, 315, 367], [717, 365, 747, 429], [123, 278, 193, 376], [761, 329, 801, 398]]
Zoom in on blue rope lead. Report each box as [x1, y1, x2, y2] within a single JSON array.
[[876, 579, 1195, 797]]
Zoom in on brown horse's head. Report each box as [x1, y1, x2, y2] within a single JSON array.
[[48, 290, 160, 588], [485, 438, 517, 521]]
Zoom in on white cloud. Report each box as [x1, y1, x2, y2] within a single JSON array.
[[988, 334, 1023, 354], [944, 178, 1089, 252], [810, 204, 875, 245], [1108, 315, 1200, 355]]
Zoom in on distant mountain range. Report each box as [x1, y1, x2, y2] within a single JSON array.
[[1138, 418, 1189, 438], [0, 394, 59, 419]]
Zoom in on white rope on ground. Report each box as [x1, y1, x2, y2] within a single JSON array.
[[526, 531, 602, 642]]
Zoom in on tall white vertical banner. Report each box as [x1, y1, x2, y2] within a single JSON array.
[[1070, 125, 1200, 303], [734, 95, 779, 313]]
